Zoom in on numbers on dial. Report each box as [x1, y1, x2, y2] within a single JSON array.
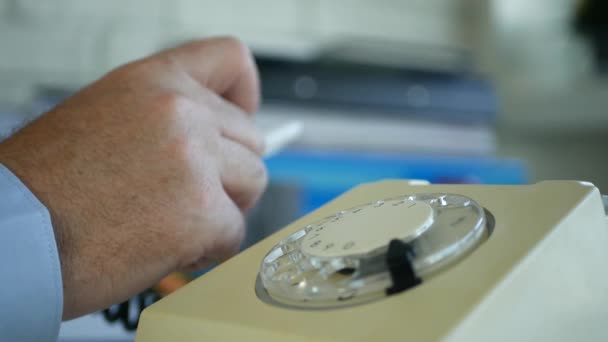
[[309, 240, 322, 248], [343, 241, 355, 250], [306, 233, 320, 241], [322, 243, 335, 251], [298, 198, 435, 258]]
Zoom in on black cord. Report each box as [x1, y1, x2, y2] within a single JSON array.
[[102, 289, 161, 331]]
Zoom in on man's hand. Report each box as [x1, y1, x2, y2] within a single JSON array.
[[0, 37, 268, 320]]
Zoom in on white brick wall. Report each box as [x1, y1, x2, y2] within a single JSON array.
[[177, 0, 302, 34], [0, 21, 102, 74], [0, 0, 8, 15], [0, 0, 467, 106], [101, 22, 168, 71], [318, 0, 465, 47], [13, 0, 167, 23]]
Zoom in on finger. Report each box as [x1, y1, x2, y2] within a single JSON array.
[[159, 37, 260, 114], [207, 188, 247, 262], [192, 89, 265, 156], [217, 137, 268, 211], [180, 171, 245, 267]]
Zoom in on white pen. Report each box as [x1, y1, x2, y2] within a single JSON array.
[[262, 120, 303, 158]]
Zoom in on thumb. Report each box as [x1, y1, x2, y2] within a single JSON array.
[[154, 37, 260, 114]]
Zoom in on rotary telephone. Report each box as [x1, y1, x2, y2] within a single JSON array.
[[136, 180, 608, 341]]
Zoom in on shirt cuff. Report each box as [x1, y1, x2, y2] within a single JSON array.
[[0, 163, 63, 342]]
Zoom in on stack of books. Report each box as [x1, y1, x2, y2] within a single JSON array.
[[257, 56, 498, 155]]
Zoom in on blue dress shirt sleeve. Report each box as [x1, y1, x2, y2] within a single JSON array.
[[0, 163, 63, 342]]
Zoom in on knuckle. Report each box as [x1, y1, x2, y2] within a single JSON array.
[[241, 159, 268, 209], [165, 136, 210, 182], [152, 92, 193, 119], [215, 36, 254, 70], [167, 138, 218, 183], [253, 131, 266, 155], [252, 159, 269, 191]]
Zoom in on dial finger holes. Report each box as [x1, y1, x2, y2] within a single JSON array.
[[258, 193, 489, 310], [327, 267, 357, 285]]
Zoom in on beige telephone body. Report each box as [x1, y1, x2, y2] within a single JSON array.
[[136, 180, 608, 341]]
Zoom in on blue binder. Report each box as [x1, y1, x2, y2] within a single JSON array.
[[265, 149, 527, 214]]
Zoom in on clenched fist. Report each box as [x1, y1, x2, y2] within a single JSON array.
[[0, 37, 268, 320]]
